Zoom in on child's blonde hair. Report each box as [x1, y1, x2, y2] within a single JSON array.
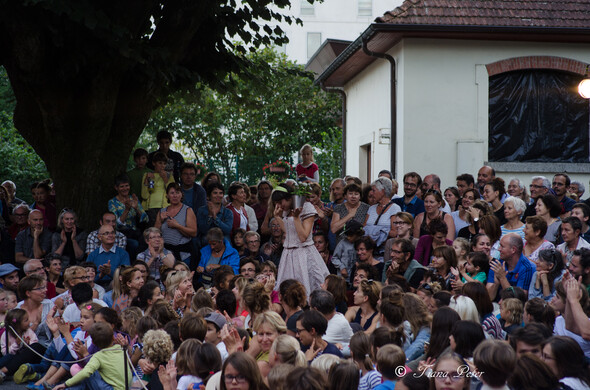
[[501, 298, 523, 325], [121, 307, 143, 338], [300, 144, 314, 161], [143, 329, 174, 365]]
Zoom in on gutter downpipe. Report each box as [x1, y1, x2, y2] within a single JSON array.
[[321, 83, 347, 176], [361, 36, 397, 179]]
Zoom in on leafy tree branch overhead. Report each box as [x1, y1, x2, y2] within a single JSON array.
[[0, 0, 320, 228]]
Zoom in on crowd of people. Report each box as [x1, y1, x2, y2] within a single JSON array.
[[0, 131, 589, 390]]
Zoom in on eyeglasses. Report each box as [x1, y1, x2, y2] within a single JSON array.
[[392, 221, 407, 225], [29, 267, 44, 273], [32, 286, 47, 291], [529, 184, 545, 189], [434, 372, 464, 382], [223, 374, 246, 384], [426, 189, 441, 195], [403, 182, 417, 188], [390, 249, 404, 255], [295, 328, 306, 334], [101, 231, 116, 236]]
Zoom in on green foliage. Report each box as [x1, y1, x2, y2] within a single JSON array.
[[142, 47, 342, 189], [0, 67, 48, 204]]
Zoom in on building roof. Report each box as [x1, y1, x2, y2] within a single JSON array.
[[378, 0, 590, 28], [316, 0, 590, 87]]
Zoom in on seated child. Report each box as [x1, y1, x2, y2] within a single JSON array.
[[54, 322, 132, 390], [452, 251, 489, 284], [500, 298, 523, 336]]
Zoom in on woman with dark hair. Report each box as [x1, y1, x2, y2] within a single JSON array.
[[451, 188, 480, 237], [523, 216, 554, 263], [220, 351, 269, 390], [414, 218, 453, 267], [346, 279, 381, 333], [478, 214, 502, 259], [529, 249, 565, 301], [321, 275, 348, 314], [348, 236, 383, 285], [428, 245, 457, 290], [535, 194, 563, 244], [201, 172, 221, 189], [444, 187, 460, 212], [330, 183, 370, 244], [271, 185, 329, 295], [413, 189, 455, 241], [483, 177, 507, 225], [113, 267, 144, 315], [132, 280, 164, 314], [470, 233, 493, 262], [196, 182, 233, 247], [524, 298, 556, 330], [278, 279, 307, 337], [542, 336, 590, 389], [227, 183, 251, 237], [30, 181, 57, 231], [457, 199, 493, 241], [155, 182, 197, 265], [462, 281, 504, 340], [449, 320, 485, 359]]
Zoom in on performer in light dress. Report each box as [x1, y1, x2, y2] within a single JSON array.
[[272, 185, 330, 295]]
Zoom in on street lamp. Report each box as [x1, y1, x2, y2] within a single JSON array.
[[578, 64, 590, 98]]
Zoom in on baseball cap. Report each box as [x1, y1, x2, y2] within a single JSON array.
[[204, 312, 227, 331], [0, 264, 19, 278]]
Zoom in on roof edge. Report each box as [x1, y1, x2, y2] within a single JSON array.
[[315, 23, 590, 86]]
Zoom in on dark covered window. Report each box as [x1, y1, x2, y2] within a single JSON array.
[[489, 69, 589, 162]]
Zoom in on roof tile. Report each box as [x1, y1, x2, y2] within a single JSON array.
[[377, 0, 590, 28]]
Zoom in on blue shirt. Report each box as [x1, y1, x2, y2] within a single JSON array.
[[487, 253, 536, 293], [374, 381, 396, 390], [87, 245, 130, 283], [393, 195, 425, 217]]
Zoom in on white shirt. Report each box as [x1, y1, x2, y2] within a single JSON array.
[[216, 341, 228, 362], [177, 375, 203, 390], [324, 312, 353, 345]]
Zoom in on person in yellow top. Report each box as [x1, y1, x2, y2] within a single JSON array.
[[54, 322, 132, 390], [142, 152, 175, 226]]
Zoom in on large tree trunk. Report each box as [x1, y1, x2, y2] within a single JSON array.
[[0, 4, 163, 230]]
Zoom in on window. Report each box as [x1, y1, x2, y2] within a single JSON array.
[[307, 32, 322, 60], [488, 69, 589, 162], [301, 1, 314, 16], [358, 0, 372, 17]]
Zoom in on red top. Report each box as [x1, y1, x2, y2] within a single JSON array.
[[296, 162, 318, 179]]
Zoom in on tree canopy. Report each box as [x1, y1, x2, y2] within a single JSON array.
[[142, 47, 342, 190], [0, 0, 318, 228]]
